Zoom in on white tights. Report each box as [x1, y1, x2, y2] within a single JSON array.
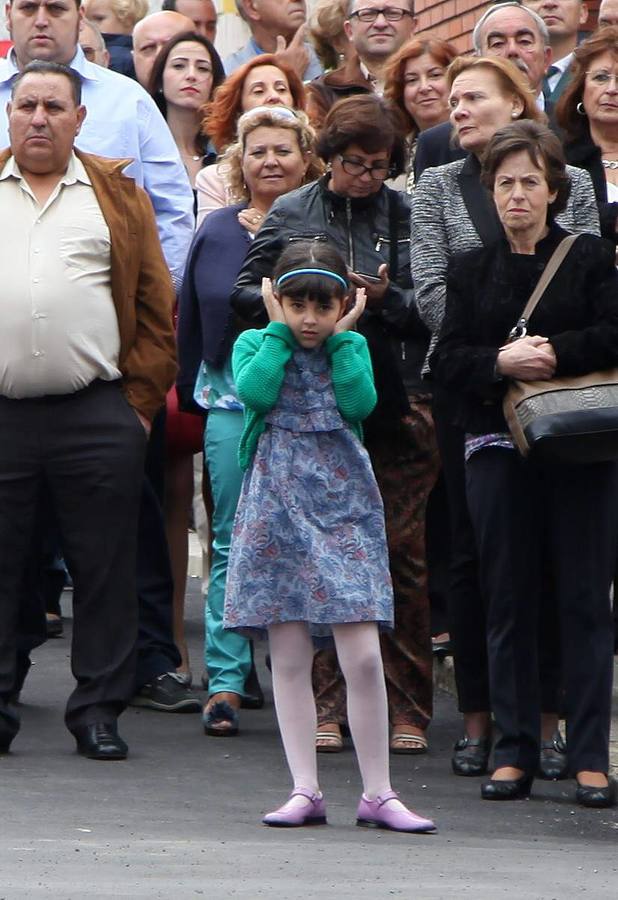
[[268, 621, 392, 800]]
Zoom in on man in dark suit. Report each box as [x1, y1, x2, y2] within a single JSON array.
[[523, 0, 588, 101], [415, 1, 554, 179]]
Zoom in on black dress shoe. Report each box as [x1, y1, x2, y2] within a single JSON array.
[[538, 730, 568, 780], [481, 773, 533, 801], [72, 722, 128, 760], [452, 734, 491, 776], [431, 636, 452, 659], [575, 777, 617, 809]]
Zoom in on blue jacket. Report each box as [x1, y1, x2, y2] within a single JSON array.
[[177, 204, 250, 411]]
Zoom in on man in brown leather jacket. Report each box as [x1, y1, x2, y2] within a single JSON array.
[[0, 61, 176, 761]]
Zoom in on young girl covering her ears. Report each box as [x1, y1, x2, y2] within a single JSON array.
[[223, 241, 436, 833]]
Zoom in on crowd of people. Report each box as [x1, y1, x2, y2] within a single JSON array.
[[0, 0, 617, 833]]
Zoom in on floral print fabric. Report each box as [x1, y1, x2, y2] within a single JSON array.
[[224, 346, 394, 639]]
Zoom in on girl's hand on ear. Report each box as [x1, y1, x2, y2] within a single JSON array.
[[262, 277, 286, 324], [334, 288, 367, 333]]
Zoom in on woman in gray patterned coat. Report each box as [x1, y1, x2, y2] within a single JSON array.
[[410, 55, 600, 781]]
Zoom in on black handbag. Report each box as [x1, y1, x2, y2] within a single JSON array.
[[502, 235, 618, 463]]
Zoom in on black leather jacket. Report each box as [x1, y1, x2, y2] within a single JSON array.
[[231, 176, 429, 427]]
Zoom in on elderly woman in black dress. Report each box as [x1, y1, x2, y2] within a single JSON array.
[[431, 120, 618, 809]]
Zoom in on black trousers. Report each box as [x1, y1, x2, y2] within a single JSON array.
[[466, 448, 617, 775], [134, 409, 181, 688], [432, 388, 561, 716], [432, 388, 490, 712], [135, 467, 180, 689], [0, 380, 145, 744], [15, 410, 181, 696]]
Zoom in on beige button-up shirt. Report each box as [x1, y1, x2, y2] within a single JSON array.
[[0, 152, 121, 398]]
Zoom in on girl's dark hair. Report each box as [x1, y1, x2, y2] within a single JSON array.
[[316, 94, 407, 176], [273, 240, 350, 304], [148, 31, 225, 155]]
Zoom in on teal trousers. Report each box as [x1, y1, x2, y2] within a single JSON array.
[[204, 409, 251, 696]]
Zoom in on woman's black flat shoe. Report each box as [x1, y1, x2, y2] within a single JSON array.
[[452, 734, 491, 777], [481, 773, 533, 801], [538, 730, 568, 780], [575, 777, 617, 809]]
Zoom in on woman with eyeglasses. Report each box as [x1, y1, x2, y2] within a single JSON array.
[[177, 105, 322, 737], [231, 93, 438, 760], [556, 28, 618, 245]]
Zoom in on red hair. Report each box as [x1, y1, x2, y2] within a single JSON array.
[[384, 38, 458, 137], [201, 54, 306, 152]]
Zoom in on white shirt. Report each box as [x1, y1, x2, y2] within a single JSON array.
[[0, 153, 121, 399], [606, 180, 618, 202], [359, 60, 384, 96], [547, 53, 574, 93]]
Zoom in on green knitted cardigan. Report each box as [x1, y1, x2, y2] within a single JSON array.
[[232, 322, 377, 470]]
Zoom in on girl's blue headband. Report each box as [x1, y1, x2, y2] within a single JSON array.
[[275, 268, 349, 291]]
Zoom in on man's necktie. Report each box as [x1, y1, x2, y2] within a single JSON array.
[[543, 65, 560, 102]]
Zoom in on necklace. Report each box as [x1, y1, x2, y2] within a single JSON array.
[[181, 152, 204, 162], [602, 159, 618, 169]]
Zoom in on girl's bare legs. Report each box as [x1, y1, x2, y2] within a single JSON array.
[[268, 621, 320, 809], [164, 452, 194, 677]]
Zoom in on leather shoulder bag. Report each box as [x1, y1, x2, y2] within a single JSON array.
[[502, 234, 618, 464]]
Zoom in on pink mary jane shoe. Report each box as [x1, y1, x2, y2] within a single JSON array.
[[356, 790, 436, 833], [262, 788, 327, 827]]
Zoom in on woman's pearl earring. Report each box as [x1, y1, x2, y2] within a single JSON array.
[[511, 111, 518, 119]]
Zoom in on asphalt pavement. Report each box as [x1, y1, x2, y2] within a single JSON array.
[[0, 576, 617, 900]]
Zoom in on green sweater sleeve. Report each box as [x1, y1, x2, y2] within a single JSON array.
[[232, 322, 296, 414], [325, 331, 377, 423]]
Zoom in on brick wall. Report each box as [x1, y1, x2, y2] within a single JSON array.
[[415, 0, 601, 55]]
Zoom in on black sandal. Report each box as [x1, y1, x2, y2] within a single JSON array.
[[202, 700, 239, 737]]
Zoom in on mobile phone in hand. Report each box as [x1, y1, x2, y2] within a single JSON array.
[[355, 272, 382, 284]]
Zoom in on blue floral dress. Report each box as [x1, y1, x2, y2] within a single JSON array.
[[224, 346, 394, 639]]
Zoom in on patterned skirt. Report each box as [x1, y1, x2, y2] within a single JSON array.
[[223, 424, 394, 639]]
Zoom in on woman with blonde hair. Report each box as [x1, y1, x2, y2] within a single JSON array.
[[83, 0, 148, 76], [309, 0, 353, 72], [177, 106, 321, 737], [196, 54, 306, 224], [431, 120, 618, 806], [411, 55, 600, 781]]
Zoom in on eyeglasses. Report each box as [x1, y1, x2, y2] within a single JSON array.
[[338, 155, 391, 180], [586, 70, 618, 88], [349, 7, 414, 24]]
